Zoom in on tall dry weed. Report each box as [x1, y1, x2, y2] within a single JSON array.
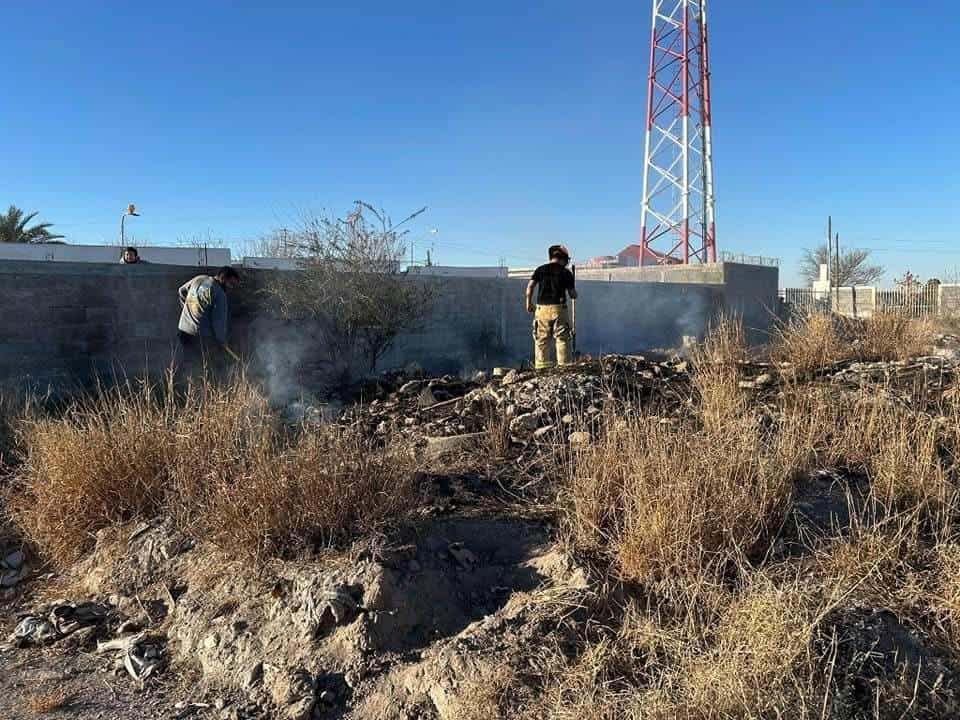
[[564, 414, 792, 585], [773, 311, 937, 378], [10, 372, 418, 567], [689, 316, 749, 434], [550, 316, 960, 719]]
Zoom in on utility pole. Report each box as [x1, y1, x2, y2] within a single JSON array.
[[827, 215, 832, 300], [835, 232, 841, 310], [640, 0, 716, 264]]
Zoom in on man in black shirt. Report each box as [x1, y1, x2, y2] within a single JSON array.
[[526, 245, 578, 369]]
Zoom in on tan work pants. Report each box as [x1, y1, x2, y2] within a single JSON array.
[[534, 304, 573, 370]]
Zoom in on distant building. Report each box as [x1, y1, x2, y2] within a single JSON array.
[[406, 265, 508, 279], [617, 244, 683, 267], [583, 255, 620, 269]]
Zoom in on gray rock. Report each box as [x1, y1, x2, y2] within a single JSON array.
[[509, 412, 541, 433], [399, 380, 424, 395], [285, 698, 314, 720], [2, 550, 24, 570], [245, 661, 264, 689], [501, 369, 519, 386], [423, 433, 485, 460]]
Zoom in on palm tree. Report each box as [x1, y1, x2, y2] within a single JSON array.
[[0, 205, 65, 244]]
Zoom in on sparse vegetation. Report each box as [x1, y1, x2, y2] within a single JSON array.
[[9, 372, 419, 567], [6, 313, 960, 718], [542, 316, 960, 719], [265, 202, 438, 381], [24, 688, 70, 714], [773, 310, 937, 378]]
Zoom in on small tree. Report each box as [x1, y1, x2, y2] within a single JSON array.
[[268, 202, 437, 382], [799, 245, 884, 287], [0, 205, 65, 243]]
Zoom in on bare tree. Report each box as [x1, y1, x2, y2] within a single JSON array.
[[267, 202, 437, 381], [246, 228, 301, 258], [799, 244, 884, 287]]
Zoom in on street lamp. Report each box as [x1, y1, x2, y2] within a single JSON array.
[[120, 204, 140, 245]]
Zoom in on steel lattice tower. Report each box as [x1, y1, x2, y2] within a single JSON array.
[[640, 0, 717, 264]]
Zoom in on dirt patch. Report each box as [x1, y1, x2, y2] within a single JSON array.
[[33, 513, 575, 719]]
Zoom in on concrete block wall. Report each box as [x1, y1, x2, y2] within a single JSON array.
[[381, 277, 721, 373], [832, 287, 876, 318], [576, 262, 779, 341], [0, 259, 775, 392], [940, 285, 960, 316]]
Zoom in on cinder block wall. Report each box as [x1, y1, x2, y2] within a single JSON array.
[[940, 285, 960, 316], [577, 262, 779, 341], [0, 259, 772, 391]]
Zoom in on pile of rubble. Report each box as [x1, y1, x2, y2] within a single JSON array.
[[339, 355, 694, 453]]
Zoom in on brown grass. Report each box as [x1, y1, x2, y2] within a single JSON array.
[[9, 372, 419, 567], [546, 316, 960, 719], [24, 688, 71, 714], [564, 414, 791, 585], [773, 311, 937, 378], [689, 316, 749, 434]]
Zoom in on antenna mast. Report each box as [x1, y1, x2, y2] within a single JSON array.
[[640, 0, 717, 264]]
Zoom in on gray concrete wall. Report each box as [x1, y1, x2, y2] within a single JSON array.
[[381, 278, 720, 373], [940, 285, 960, 316], [576, 262, 779, 341], [0, 259, 770, 391], [832, 287, 876, 318]]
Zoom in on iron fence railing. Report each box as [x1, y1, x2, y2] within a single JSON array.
[[719, 251, 780, 267], [779, 285, 945, 318]]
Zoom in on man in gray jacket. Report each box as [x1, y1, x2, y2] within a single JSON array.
[[177, 266, 241, 375]]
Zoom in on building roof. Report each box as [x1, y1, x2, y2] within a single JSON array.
[[617, 244, 683, 265]]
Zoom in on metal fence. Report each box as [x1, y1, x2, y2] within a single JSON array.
[[719, 251, 779, 267], [779, 285, 945, 318], [779, 288, 831, 314], [876, 285, 940, 317]]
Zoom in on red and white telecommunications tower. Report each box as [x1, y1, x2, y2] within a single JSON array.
[[640, 0, 717, 264]]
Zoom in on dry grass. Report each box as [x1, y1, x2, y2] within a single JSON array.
[[546, 316, 960, 719], [773, 311, 937, 378], [689, 316, 749, 434], [9, 372, 419, 567], [23, 688, 71, 714], [564, 414, 791, 585], [483, 406, 512, 459]]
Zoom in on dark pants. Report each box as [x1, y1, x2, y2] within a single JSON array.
[[176, 331, 227, 383]]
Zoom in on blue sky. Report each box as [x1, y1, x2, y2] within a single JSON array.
[[2, 1, 957, 286]]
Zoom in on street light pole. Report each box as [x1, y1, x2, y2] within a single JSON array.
[[120, 203, 140, 245]]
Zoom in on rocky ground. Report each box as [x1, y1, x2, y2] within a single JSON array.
[[4, 337, 960, 719]]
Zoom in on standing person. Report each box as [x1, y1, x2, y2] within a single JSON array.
[[177, 266, 241, 375], [525, 245, 578, 370]]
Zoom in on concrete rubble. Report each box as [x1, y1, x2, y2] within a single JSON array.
[[340, 355, 694, 449]]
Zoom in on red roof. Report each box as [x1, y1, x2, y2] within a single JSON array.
[[617, 244, 683, 265]]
